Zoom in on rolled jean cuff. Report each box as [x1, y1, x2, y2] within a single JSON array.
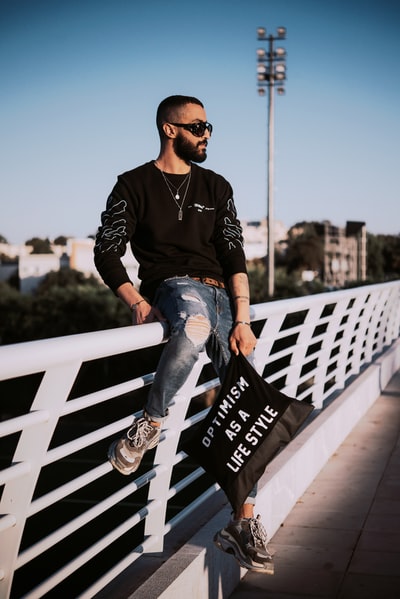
[[244, 483, 257, 505], [243, 496, 256, 505], [143, 409, 168, 424]]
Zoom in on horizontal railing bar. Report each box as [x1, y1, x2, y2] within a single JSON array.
[[2, 283, 397, 385], [44, 419, 135, 465], [30, 427, 167, 517], [22, 502, 158, 599], [28, 463, 110, 516], [17, 466, 163, 568], [0, 322, 167, 381], [0, 410, 49, 438], [62, 374, 217, 430], [0, 514, 17, 533], [78, 483, 219, 599], [165, 483, 220, 534], [249, 286, 378, 321], [75, 525, 163, 599], [45, 410, 175, 468], [167, 465, 206, 499], [192, 376, 219, 396], [0, 461, 32, 486], [61, 373, 156, 416]]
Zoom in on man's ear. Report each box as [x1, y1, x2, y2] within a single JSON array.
[[162, 122, 177, 138]]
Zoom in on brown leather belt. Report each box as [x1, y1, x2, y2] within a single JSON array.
[[191, 276, 225, 289]]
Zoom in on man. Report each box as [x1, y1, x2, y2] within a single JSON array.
[[94, 95, 273, 572]]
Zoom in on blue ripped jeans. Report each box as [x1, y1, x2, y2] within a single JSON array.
[[145, 277, 232, 420], [144, 276, 257, 505]]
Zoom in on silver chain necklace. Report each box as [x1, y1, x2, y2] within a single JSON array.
[[159, 169, 191, 221]]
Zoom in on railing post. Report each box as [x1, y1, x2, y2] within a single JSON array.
[[144, 353, 208, 552], [0, 361, 80, 599]]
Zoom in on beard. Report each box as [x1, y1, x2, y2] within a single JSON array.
[[173, 133, 208, 163]]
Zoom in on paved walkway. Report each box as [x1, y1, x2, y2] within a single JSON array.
[[229, 370, 400, 599]]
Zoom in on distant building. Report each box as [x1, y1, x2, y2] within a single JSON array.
[[19, 254, 60, 294], [314, 221, 367, 287], [68, 238, 140, 286], [15, 240, 139, 293], [68, 238, 98, 278], [0, 219, 367, 293], [242, 219, 287, 260], [0, 243, 33, 259]]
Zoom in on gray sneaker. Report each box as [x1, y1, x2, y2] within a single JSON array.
[[214, 515, 274, 573], [108, 416, 161, 475]]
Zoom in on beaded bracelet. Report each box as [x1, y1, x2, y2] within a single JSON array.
[[233, 321, 251, 327], [130, 299, 146, 311]]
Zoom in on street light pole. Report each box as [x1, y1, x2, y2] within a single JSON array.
[[257, 26, 287, 298], [267, 38, 275, 299]]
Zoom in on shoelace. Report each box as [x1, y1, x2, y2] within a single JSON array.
[[127, 419, 154, 448], [249, 515, 268, 549]]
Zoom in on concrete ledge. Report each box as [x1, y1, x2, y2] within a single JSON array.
[[130, 339, 400, 599]]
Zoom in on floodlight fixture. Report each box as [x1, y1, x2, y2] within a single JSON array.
[[255, 26, 287, 297]]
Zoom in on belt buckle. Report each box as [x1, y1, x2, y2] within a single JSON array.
[[191, 276, 223, 289], [205, 277, 222, 288]]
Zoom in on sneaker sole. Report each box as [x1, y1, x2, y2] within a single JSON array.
[[107, 434, 160, 476], [107, 440, 142, 476], [214, 532, 274, 574]]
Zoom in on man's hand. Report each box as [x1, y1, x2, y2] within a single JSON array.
[[116, 282, 165, 326], [132, 301, 165, 325], [229, 322, 257, 356]]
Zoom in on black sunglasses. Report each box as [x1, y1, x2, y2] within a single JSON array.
[[170, 121, 213, 137]]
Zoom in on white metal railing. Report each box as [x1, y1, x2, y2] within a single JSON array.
[[0, 281, 399, 598]]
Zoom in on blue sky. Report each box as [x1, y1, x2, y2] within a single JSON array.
[[1, 0, 399, 244]]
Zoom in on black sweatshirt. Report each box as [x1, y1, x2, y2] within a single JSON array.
[[94, 161, 247, 301]]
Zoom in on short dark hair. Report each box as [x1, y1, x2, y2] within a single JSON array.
[[156, 95, 204, 137]]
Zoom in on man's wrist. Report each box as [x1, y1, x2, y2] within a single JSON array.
[[130, 299, 146, 311]]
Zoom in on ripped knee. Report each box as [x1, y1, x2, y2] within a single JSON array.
[[185, 314, 211, 346]]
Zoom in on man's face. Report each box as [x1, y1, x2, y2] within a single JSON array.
[[172, 103, 210, 163]]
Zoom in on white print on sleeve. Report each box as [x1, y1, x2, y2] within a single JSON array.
[[223, 217, 244, 250], [223, 198, 243, 250], [95, 196, 128, 254]]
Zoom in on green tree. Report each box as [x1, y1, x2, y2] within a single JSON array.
[[35, 269, 101, 295], [380, 234, 400, 279], [275, 267, 324, 299], [26, 237, 53, 254], [0, 272, 131, 345], [367, 234, 385, 281], [54, 235, 68, 246], [285, 222, 324, 276], [28, 285, 130, 340], [247, 259, 269, 304], [0, 282, 33, 345]]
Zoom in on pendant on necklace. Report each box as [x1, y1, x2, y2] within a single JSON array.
[[175, 193, 180, 200], [178, 209, 183, 221]]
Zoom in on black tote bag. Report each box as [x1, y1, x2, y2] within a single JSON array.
[[183, 351, 314, 512]]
